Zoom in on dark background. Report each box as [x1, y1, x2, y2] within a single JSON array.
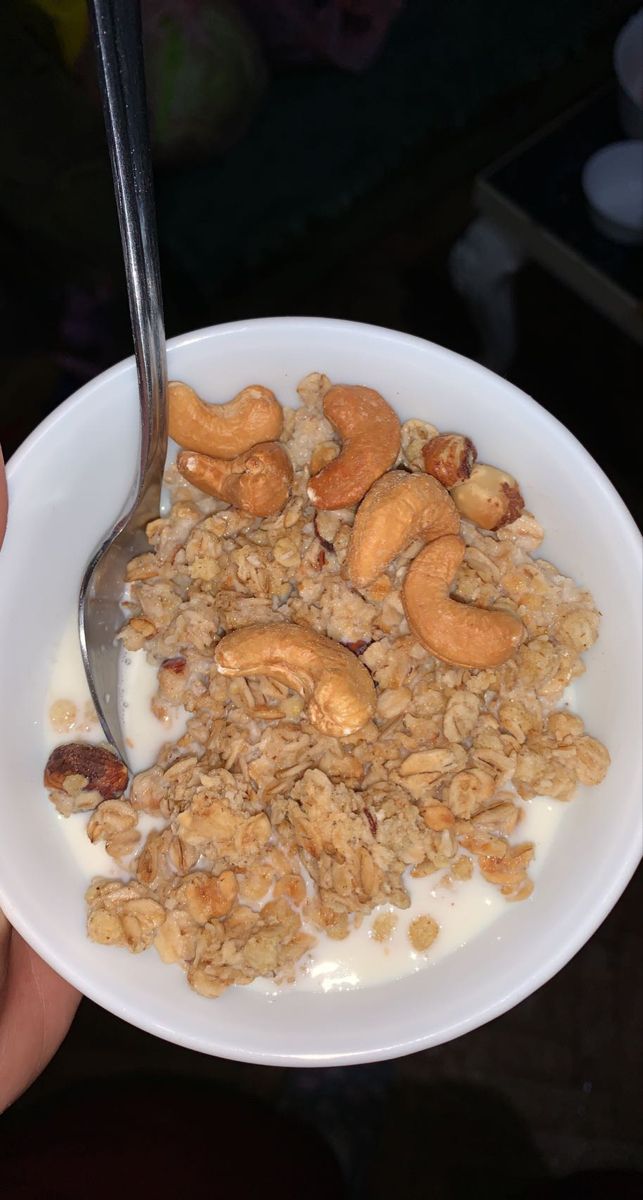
[[1, 3, 641, 1197]]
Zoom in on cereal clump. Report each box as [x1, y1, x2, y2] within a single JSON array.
[[46, 373, 610, 998], [408, 915, 439, 952]]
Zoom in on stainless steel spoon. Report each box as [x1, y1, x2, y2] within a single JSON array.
[[79, 0, 167, 766]]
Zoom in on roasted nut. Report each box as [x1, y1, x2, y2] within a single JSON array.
[[344, 639, 371, 656], [422, 433, 477, 488], [177, 442, 293, 516], [161, 655, 187, 674], [346, 470, 460, 588], [214, 622, 376, 737], [308, 384, 400, 509], [403, 535, 524, 668], [168, 381, 283, 459], [451, 464, 524, 530], [44, 743, 128, 800]]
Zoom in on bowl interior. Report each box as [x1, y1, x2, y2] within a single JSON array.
[[0, 318, 641, 1064]]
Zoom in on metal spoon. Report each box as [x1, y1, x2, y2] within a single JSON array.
[[79, 0, 167, 766]]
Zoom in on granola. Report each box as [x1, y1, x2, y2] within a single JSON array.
[[45, 372, 610, 997]]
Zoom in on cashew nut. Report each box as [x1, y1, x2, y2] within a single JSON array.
[[402, 534, 524, 668], [422, 433, 477, 488], [307, 384, 400, 510], [346, 470, 460, 589], [451, 464, 524, 530], [214, 623, 376, 737], [177, 442, 293, 516], [168, 381, 283, 459]]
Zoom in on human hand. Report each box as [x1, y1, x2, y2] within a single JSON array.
[[0, 446, 81, 1112]]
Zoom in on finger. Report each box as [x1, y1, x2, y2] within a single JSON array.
[[0, 932, 80, 1113]]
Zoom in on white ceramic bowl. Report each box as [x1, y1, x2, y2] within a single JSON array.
[[0, 318, 641, 1066]]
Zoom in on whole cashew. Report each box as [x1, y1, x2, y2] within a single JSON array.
[[450, 464, 524, 530], [168, 381, 283, 459], [307, 384, 400, 510], [346, 470, 460, 589], [177, 442, 293, 516], [402, 535, 524, 668], [214, 623, 376, 737]]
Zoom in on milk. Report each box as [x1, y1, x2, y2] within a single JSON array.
[[45, 618, 565, 992]]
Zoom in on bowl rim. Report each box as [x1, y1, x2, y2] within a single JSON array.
[[1, 315, 641, 1065]]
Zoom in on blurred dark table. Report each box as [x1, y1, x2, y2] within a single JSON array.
[[478, 84, 643, 343]]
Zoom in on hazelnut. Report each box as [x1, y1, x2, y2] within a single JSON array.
[[422, 433, 477, 488], [450, 464, 524, 530], [44, 743, 128, 800]]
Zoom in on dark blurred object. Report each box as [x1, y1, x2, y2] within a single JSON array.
[[0, 0, 117, 281], [72, 0, 268, 168], [0, 3, 641, 1195], [238, 0, 405, 70], [140, 0, 267, 167], [1, 0, 640, 459], [480, 84, 643, 308], [0, 0, 124, 450], [614, 8, 643, 138], [28, 0, 89, 67], [0, 1075, 346, 1200], [450, 85, 643, 376], [520, 1171, 643, 1199], [157, 0, 640, 318], [365, 1079, 547, 1198]]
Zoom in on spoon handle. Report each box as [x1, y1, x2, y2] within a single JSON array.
[[88, 0, 167, 500]]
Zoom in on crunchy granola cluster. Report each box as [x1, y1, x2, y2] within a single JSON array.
[[46, 373, 610, 997]]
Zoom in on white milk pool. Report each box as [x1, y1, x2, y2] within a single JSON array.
[[44, 618, 566, 994]]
